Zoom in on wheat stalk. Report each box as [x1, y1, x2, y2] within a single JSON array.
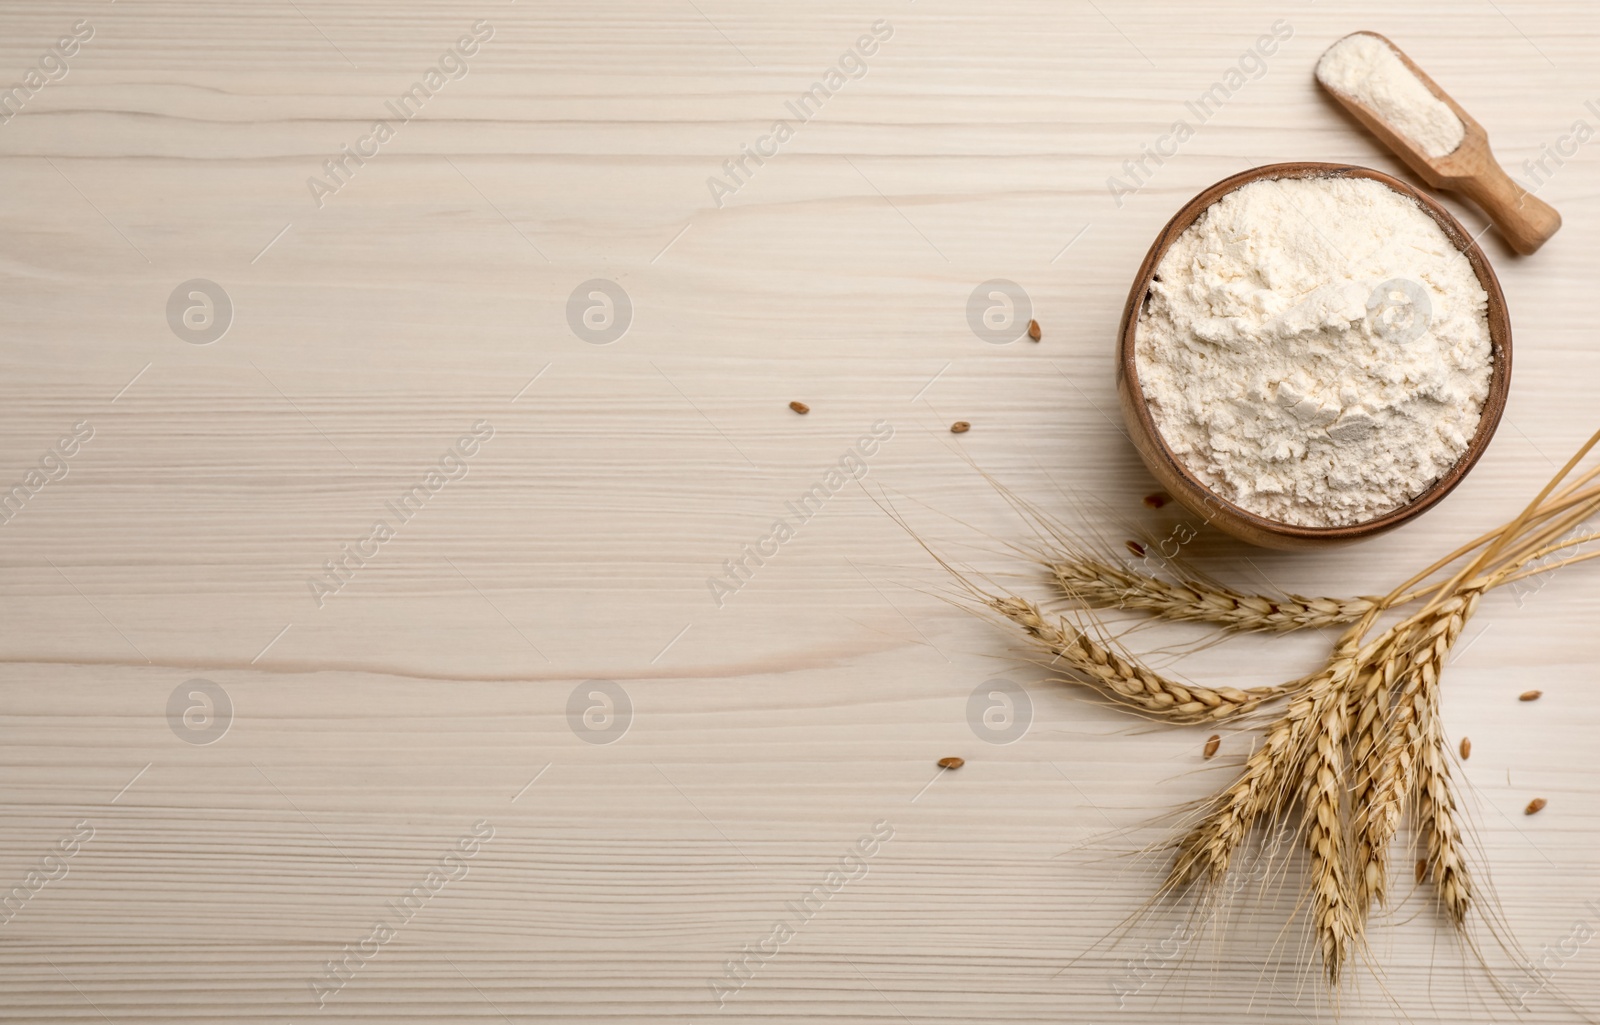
[[1154, 591, 1480, 986], [944, 427, 1600, 991]]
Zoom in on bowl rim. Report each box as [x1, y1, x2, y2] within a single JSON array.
[[1116, 161, 1513, 543]]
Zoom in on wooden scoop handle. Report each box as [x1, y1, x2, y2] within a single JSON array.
[[1455, 158, 1562, 255], [1316, 33, 1564, 256]]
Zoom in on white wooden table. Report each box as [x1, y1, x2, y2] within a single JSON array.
[[2, 1, 1597, 1021]]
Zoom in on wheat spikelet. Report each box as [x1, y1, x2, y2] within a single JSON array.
[[990, 595, 1297, 722], [1050, 557, 1378, 632]]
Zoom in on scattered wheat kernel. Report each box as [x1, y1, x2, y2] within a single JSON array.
[[1126, 540, 1147, 557], [937, 756, 965, 770], [789, 400, 810, 414], [950, 421, 971, 434], [1203, 735, 1221, 759], [1027, 319, 1042, 341], [1525, 797, 1547, 815], [1459, 736, 1471, 760], [1519, 689, 1542, 701], [1414, 858, 1428, 883], [1143, 492, 1169, 509]]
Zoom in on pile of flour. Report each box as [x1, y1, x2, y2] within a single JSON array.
[[1134, 175, 1492, 527], [1316, 33, 1465, 158]]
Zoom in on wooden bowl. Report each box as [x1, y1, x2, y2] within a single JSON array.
[[1115, 162, 1512, 550]]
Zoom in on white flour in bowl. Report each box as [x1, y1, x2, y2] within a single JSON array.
[[1316, 33, 1465, 158], [1133, 175, 1493, 528]]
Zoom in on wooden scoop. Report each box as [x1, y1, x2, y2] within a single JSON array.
[[1316, 31, 1560, 255]]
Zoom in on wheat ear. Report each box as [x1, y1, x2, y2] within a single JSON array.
[[1304, 659, 1356, 986], [1050, 558, 1379, 633], [1413, 603, 1476, 926], [1420, 591, 1478, 927], [1346, 629, 1408, 916], [1162, 658, 1347, 892], [1417, 725, 1474, 926], [1353, 589, 1480, 925], [990, 595, 1298, 723]]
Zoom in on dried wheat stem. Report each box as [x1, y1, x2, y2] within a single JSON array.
[[1049, 559, 1379, 633], [990, 595, 1297, 722]]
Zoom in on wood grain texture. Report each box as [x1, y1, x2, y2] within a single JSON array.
[[1, 1, 1598, 1022]]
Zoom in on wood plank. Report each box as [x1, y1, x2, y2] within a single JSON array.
[[1, 2, 1597, 1021]]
